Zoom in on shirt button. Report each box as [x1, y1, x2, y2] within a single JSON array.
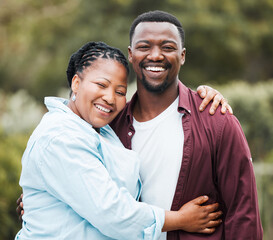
[[128, 132, 132, 136]]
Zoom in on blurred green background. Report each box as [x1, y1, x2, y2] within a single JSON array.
[[0, 0, 272, 239]]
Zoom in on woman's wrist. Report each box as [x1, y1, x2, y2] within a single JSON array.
[[162, 210, 184, 232]]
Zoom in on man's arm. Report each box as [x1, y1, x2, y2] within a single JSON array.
[[16, 194, 23, 221], [216, 114, 263, 239]]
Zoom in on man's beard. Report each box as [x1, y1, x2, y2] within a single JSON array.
[[139, 61, 172, 93], [141, 72, 170, 93]]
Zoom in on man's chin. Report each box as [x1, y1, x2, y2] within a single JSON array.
[[143, 82, 169, 93]]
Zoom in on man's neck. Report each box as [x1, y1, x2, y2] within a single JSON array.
[[133, 81, 179, 122]]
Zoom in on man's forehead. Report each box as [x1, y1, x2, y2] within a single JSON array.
[[132, 22, 181, 44], [134, 22, 179, 34]]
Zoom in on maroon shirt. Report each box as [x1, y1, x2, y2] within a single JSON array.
[[110, 81, 263, 240]]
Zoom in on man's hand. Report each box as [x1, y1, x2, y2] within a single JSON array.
[[16, 193, 24, 221], [197, 85, 233, 115]]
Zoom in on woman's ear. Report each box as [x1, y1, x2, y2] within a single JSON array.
[[71, 74, 80, 93]]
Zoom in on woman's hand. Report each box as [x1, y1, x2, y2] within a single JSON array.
[[177, 195, 222, 234], [197, 85, 233, 115], [163, 195, 222, 234]]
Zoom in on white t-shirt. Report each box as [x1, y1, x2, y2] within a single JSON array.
[[132, 97, 184, 240]]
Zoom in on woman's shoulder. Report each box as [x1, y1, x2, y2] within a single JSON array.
[[29, 110, 99, 152]]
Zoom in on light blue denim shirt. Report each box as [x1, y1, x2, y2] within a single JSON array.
[[15, 97, 164, 240]]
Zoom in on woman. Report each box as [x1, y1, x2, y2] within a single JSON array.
[[15, 41, 221, 239]]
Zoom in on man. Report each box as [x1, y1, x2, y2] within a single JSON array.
[[111, 10, 262, 239]]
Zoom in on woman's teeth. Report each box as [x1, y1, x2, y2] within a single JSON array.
[[95, 104, 110, 113]]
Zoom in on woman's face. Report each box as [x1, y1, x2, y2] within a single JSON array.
[[70, 58, 128, 129]]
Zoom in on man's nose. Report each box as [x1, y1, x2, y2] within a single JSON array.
[[147, 47, 164, 61]]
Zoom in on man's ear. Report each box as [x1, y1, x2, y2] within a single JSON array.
[[181, 48, 186, 66], [71, 74, 80, 93], [128, 46, 133, 63]]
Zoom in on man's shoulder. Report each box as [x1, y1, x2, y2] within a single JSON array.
[[113, 101, 131, 120], [188, 89, 235, 129], [110, 101, 131, 132]]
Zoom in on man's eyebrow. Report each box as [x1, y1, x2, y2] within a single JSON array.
[[135, 40, 178, 45], [162, 40, 178, 45], [135, 40, 149, 44]]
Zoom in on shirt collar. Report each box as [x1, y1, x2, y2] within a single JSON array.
[[44, 97, 71, 113], [125, 92, 138, 124], [177, 81, 191, 114], [125, 81, 192, 122]]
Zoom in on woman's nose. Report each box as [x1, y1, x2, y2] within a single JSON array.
[[102, 89, 115, 105]]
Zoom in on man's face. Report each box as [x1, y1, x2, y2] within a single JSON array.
[[128, 22, 186, 93]]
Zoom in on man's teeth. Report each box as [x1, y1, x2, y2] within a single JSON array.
[[145, 66, 165, 72], [95, 105, 110, 113]]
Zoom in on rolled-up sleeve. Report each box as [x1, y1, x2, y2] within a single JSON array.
[[35, 130, 164, 240]]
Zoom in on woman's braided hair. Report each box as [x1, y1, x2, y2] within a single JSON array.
[[66, 41, 129, 87]]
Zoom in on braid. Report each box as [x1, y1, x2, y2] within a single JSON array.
[[66, 41, 129, 87]]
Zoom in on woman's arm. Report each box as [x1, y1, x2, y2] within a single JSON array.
[[197, 85, 233, 115], [17, 194, 222, 234]]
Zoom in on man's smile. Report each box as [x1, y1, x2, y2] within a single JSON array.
[[145, 66, 166, 72]]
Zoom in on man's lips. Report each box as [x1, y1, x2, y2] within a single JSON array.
[[145, 66, 166, 72], [142, 65, 168, 79]]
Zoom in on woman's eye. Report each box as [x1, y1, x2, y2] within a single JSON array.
[[97, 83, 106, 88], [116, 90, 126, 96], [116, 91, 125, 96]]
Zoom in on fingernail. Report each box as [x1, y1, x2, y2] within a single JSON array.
[[199, 106, 204, 111], [200, 92, 205, 98], [210, 109, 215, 114]]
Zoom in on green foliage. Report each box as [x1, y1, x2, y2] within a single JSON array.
[[0, 130, 29, 239], [213, 80, 273, 162], [1, 0, 273, 100], [255, 164, 273, 240], [0, 90, 45, 134], [168, 0, 273, 86]]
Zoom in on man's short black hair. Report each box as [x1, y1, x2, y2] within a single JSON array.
[[129, 10, 185, 48]]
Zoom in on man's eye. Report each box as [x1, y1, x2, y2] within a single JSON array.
[[162, 46, 175, 51], [137, 45, 149, 50]]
